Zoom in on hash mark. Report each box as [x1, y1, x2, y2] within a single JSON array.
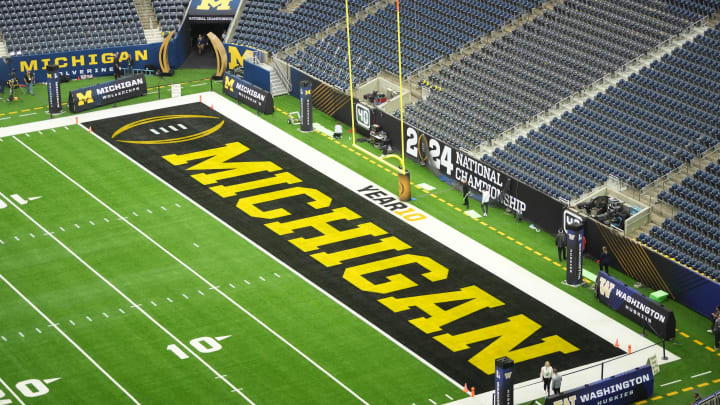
[[35, 328, 42, 334], [118, 308, 125, 314], [229, 283, 236, 288], [43, 232, 54, 236], [132, 212, 138, 217], [0, 240, 4, 245], [86, 316, 92, 322], [259, 276, 265, 281], [274, 273, 281, 278], [0, 336, 5, 342], [214, 374, 228, 379], [89, 221, 95, 226], [104, 218, 109, 222], [69, 320, 75, 326], [428, 399, 437, 405], [197, 290, 205, 296], [130, 304, 142, 309], [150, 128, 160, 135], [51, 128, 56, 133], [74, 224, 80, 229], [102, 312, 109, 318], [178, 124, 188, 130], [182, 293, 189, 299], [193, 243, 199, 248], [444, 394, 453, 400], [244, 280, 250, 285], [14, 236, 19, 241], [209, 285, 220, 291], [168, 125, 178, 132], [18, 332, 24, 338], [147, 209, 152, 214], [151, 301, 157, 307], [60, 227, 65, 232], [161, 206, 167, 211], [158, 127, 169, 134], [29, 233, 35, 238], [175, 203, 181, 208], [166, 297, 173, 303]]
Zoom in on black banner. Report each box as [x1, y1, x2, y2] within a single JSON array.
[[566, 212, 585, 286], [299, 80, 313, 132], [68, 74, 147, 113], [46, 64, 62, 114], [596, 271, 675, 339], [373, 111, 566, 233], [494, 357, 514, 405], [222, 72, 273, 114]]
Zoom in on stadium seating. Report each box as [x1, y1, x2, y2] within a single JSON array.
[[0, 0, 146, 55], [401, 0, 718, 154], [482, 25, 720, 201], [233, 0, 371, 54], [638, 160, 720, 278], [285, 0, 540, 89], [152, 0, 189, 33]]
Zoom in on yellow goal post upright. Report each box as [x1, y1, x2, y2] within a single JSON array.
[[343, 0, 411, 201]]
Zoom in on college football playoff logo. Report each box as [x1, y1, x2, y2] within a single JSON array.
[[563, 209, 583, 232]]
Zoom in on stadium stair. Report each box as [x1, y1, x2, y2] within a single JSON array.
[[0, 30, 8, 58], [282, 0, 308, 13], [134, 0, 164, 42], [473, 12, 718, 159], [407, 0, 566, 86], [276, 0, 394, 59]]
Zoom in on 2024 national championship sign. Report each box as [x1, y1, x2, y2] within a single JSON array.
[[68, 75, 147, 113]]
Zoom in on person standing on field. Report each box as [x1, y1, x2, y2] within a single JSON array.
[[555, 228, 567, 262], [481, 186, 490, 216], [540, 361, 553, 396], [462, 179, 471, 209], [551, 369, 562, 395]]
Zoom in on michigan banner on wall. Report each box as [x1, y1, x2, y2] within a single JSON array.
[[187, 0, 241, 21]]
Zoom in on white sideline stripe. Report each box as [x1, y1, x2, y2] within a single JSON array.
[[37, 127, 370, 404], [0, 189, 254, 404], [661, 379, 681, 387], [691, 371, 711, 378], [0, 273, 138, 405], [0, 376, 26, 405]]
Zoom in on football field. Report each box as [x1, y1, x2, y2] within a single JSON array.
[[0, 124, 461, 404], [0, 94, 675, 404]]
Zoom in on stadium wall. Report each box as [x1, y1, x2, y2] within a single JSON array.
[[243, 60, 271, 92], [288, 67, 354, 121], [0, 57, 8, 84]]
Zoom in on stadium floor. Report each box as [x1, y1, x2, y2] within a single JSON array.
[[1, 86, 719, 404]]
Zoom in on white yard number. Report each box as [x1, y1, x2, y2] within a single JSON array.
[[0, 378, 59, 403], [167, 336, 229, 360]]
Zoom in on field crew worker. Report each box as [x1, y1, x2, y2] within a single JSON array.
[[23, 69, 34, 96], [481, 186, 490, 216], [555, 228, 567, 261], [551, 368, 562, 395], [540, 361, 553, 396], [461, 179, 470, 209], [710, 305, 719, 334], [333, 122, 342, 139], [714, 314, 720, 349]]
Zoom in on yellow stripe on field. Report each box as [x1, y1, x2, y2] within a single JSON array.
[[698, 382, 709, 388], [666, 391, 678, 397], [650, 395, 663, 400], [543, 256, 552, 262], [693, 339, 704, 346], [679, 332, 689, 338], [506, 236, 514, 241], [636, 401, 648, 405], [454, 207, 462, 212], [706, 346, 716, 352], [714, 378, 720, 383], [534, 251, 543, 256], [438, 198, 446, 203], [515, 241, 524, 246], [497, 231, 505, 236], [553, 262, 562, 267], [488, 226, 496, 231], [682, 387, 694, 392], [524, 246, 533, 251]]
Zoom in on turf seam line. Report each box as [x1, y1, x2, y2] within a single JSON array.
[[0, 188, 252, 404], [0, 273, 139, 405]]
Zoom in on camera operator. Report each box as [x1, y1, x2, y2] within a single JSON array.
[[6, 69, 19, 102], [23, 69, 34, 96]]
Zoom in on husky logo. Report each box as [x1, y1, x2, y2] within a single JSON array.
[[563, 210, 583, 232], [504, 371, 512, 379], [552, 395, 576, 405], [598, 278, 615, 299]]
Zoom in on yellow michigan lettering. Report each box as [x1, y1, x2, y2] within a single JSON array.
[[344, 254, 448, 294], [236, 187, 331, 219], [312, 237, 410, 267], [434, 315, 579, 374], [227, 46, 254, 69], [379, 286, 504, 334]]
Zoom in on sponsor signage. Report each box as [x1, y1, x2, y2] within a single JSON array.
[[188, 0, 241, 21], [546, 365, 654, 405], [494, 357, 514, 405], [596, 272, 675, 339], [222, 72, 274, 114], [87, 103, 622, 390], [373, 110, 567, 233], [68, 74, 147, 113]]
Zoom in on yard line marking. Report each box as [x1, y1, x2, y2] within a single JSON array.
[[214, 375, 228, 379], [0, 194, 253, 404], [428, 399, 437, 405], [118, 308, 125, 314], [0, 376, 26, 405], [0, 274, 140, 404], [151, 301, 157, 307], [44, 232, 54, 236], [0, 336, 5, 341], [86, 316, 93, 322], [692, 371, 711, 378], [158, 127, 169, 133], [103, 312, 109, 318], [168, 125, 178, 132], [191, 83, 206, 87], [661, 380, 681, 387], [444, 394, 453, 400], [216, 335, 231, 342], [19, 113, 37, 117], [182, 294, 189, 299], [69, 320, 75, 326], [209, 285, 220, 290]]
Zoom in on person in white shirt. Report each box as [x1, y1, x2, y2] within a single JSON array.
[[334, 122, 342, 139], [540, 361, 553, 396], [481, 186, 490, 216]]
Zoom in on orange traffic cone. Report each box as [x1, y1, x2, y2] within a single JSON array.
[[75, 116, 78, 124], [628, 344, 632, 354], [88, 126, 92, 133], [199, 95, 202, 103], [462, 383, 468, 393], [614, 338, 619, 347], [471, 387, 475, 397], [210, 104, 214, 110]]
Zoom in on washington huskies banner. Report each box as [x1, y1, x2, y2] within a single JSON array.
[[222, 72, 273, 114], [373, 110, 566, 232], [545, 365, 654, 405], [188, 0, 241, 21], [596, 272, 675, 339], [68, 74, 147, 113]]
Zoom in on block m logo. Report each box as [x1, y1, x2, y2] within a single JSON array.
[[552, 395, 576, 405], [598, 278, 615, 299], [224, 76, 235, 91], [76, 90, 94, 106], [196, 0, 232, 10]]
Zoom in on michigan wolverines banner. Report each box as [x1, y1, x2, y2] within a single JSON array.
[[222, 72, 273, 114], [68, 74, 147, 113], [188, 0, 241, 21], [545, 365, 654, 405], [596, 272, 675, 340]]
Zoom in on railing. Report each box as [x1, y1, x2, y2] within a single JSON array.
[[695, 390, 720, 405], [270, 58, 291, 93]]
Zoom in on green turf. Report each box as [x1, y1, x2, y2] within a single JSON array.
[[2, 74, 719, 404], [0, 127, 460, 404]]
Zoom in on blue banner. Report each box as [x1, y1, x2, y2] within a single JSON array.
[[243, 60, 271, 92], [222, 72, 273, 114], [566, 220, 584, 285], [188, 0, 241, 21], [46, 65, 62, 113], [68, 74, 147, 113], [596, 271, 675, 339], [10, 43, 161, 84], [299, 80, 313, 132], [494, 357, 514, 405], [545, 365, 654, 405]]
